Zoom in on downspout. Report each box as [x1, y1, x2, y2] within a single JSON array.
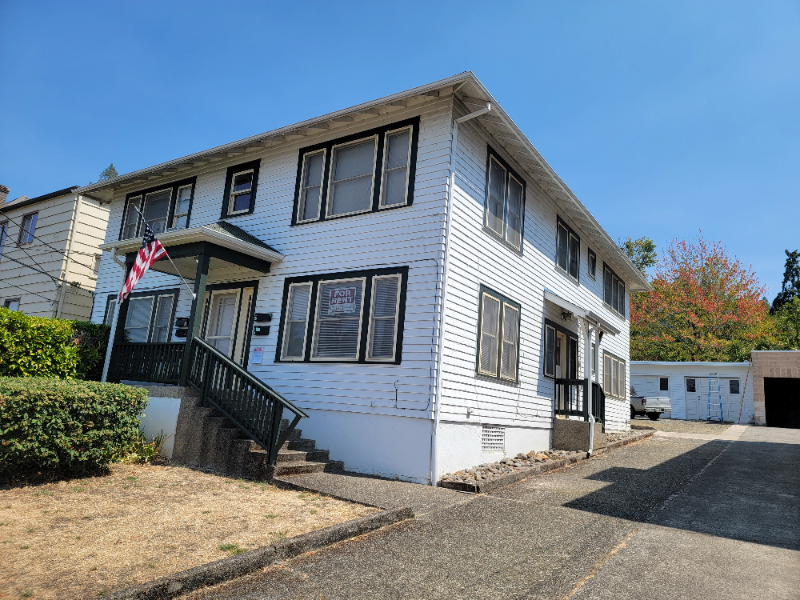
[[56, 193, 83, 318], [100, 247, 128, 383], [429, 100, 491, 486], [585, 319, 595, 456]]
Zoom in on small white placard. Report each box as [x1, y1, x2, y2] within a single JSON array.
[[252, 347, 263, 364], [328, 287, 357, 315]]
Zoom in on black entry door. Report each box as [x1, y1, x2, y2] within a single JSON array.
[[764, 378, 800, 429]]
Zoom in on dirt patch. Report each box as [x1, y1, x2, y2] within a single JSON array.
[[632, 416, 733, 434], [0, 464, 377, 599]]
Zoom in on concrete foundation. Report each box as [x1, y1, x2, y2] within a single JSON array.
[[553, 419, 607, 452]]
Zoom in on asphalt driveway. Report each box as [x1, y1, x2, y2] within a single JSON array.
[[183, 427, 800, 600]]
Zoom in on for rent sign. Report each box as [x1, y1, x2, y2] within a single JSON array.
[[328, 287, 357, 314]]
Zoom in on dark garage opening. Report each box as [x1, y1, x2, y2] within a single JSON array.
[[764, 378, 800, 429]]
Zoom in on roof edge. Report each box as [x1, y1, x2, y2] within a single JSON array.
[[1, 186, 79, 213]]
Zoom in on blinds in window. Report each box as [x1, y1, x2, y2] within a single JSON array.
[[299, 152, 324, 221], [329, 139, 376, 216], [152, 295, 174, 342], [479, 294, 500, 375], [313, 280, 364, 359], [283, 283, 312, 359], [125, 297, 154, 342], [506, 176, 523, 249], [486, 159, 506, 236], [381, 129, 411, 207], [500, 303, 519, 380], [368, 275, 400, 360], [143, 189, 171, 234], [603, 354, 612, 392]]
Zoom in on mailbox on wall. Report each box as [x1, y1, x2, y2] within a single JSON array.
[[253, 325, 270, 336]]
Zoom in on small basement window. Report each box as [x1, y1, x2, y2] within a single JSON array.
[[481, 425, 505, 451]]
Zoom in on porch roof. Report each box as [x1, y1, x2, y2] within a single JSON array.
[[543, 290, 621, 336]]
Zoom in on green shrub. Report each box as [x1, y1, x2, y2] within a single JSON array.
[[0, 309, 111, 380], [0, 377, 148, 475]]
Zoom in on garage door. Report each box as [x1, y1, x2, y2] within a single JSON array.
[[685, 377, 742, 422], [764, 378, 800, 428]]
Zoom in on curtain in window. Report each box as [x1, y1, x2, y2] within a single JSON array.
[[329, 140, 376, 216], [479, 294, 500, 375], [313, 280, 364, 359], [500, 304, 519, 380], [283, 284, 312, 358], [369, 276, 400, 359], [300, 152, 324, 221], [381, 130, 411, 207]]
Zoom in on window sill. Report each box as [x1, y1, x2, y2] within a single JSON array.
[[482, 226, 523, 256], [555, 264, 580, 285], [475, 372, 520, 387]]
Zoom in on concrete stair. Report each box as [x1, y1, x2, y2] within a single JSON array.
[[173, 390, 342, 480]]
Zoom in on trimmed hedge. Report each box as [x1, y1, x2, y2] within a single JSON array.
[[0, 377, 148, 475], [0, 308, 111, 380]]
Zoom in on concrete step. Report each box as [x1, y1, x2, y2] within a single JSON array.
[[282, 438, 316, 451], [272, 460, 344, 477], [276, 449, 329, 463]]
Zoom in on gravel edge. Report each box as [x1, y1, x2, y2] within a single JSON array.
[[106, 506, 414, 600], [439, 430, 656, 494]]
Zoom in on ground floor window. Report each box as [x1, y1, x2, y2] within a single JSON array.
[[603, 351, 626, 399], [476, 286, 521, 382], [122, 290, 178, 343], [276, 267, 408, 364]]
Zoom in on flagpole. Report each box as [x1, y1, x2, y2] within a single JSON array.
[[131, 205, 196, 299], [101, 248, 127, 383]]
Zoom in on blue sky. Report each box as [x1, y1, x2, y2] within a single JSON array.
[[1, 1, 798, 298]]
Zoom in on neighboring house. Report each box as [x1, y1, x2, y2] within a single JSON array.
[[81, 72, 650, 484], [0, 185, 111, 320], [632, 351, 800, 428]]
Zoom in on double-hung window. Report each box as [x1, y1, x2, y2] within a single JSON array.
[[603, 352, 626, 399], [0, 221, 7, 260], [484, 148, 525, 252], [603, 264, 626, 317], [121, 290, 177, 343], [120, 178, 196, 240], [556, 218, 579, 281], [221, 160, 260, 218], [277, 267, 408, 364], [18, 213, 37, 244], [476, 286, 521, 382], [292, 118, 419, 225]]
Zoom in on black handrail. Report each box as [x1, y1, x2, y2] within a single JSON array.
[[555, 378, 606, 429], [186, 337, 308, 465], [108, 342, 186, 384]]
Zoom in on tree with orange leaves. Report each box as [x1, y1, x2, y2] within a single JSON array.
[[630, 234, 777, 362]]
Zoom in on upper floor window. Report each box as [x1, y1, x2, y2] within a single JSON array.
[[556, 218, 579, 281], [3, 298, 20, 311], [484, 148, 525, 252], [587, 249, 597, 280], [0, 221, 7, 259], [120, 178, 196, 240], [220, 160, 259, 219], [292, 118, 419, 225], [477, 286, 521, 383], [277, 267, 408, 364], [603, 263, 626, 317], [18, 213, 37, 244]]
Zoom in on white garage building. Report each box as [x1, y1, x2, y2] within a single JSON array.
[[631, 361, 755, 423]]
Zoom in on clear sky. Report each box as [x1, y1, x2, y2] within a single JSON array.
[[1, 1, 798, 298]]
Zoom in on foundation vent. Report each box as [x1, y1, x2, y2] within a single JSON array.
[[481, 425, 505, 451]]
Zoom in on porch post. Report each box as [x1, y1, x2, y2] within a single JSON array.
[[179, 253, 210, 386]]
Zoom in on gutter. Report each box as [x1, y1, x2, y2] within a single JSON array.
[[429, 101, 491, 486]]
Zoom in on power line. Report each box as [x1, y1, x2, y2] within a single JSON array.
[[0, 254, 92, 294], [0, 280, 54, 303]]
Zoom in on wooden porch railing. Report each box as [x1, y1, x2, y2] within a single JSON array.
[[555, 378, 606, 431], [108, 342, 186, 384], [186, 337, 309, 465]]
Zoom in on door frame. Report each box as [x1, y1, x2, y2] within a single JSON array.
[[199, 280, 259, 368]]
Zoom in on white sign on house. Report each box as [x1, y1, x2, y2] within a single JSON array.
[[328, 288, 357, 314]]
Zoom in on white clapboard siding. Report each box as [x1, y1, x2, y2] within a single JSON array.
[[439, 101, 632, 433]]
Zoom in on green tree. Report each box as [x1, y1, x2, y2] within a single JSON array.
[[771, 249, 800, 313], [619, 236, 658, 275], [98, 163, 119, 181], [773, 296, 800, 350]]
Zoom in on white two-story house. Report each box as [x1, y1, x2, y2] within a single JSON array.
[[81, 72, 650, 485]]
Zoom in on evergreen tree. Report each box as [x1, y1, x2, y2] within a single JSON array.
[[619, 236, 658, 275], [771, 249, 800, 313], [98, 163, 119, 182]]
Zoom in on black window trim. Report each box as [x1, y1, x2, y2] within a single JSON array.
[[475, 285, 522, 384], [220, 159, 260, 219], [602, 262, 627, 318], [556, 216, 580, 282], [483, 146, 526, 254], [119, 177, 197, 240], [291, 117, 420, 226], [114, 287, 180, 344], [275, 266, 409, 365], [543, 318, 579, 380], [587, 248, 597, 280]]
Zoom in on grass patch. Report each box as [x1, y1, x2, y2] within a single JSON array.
[[20, 591, 34, 598], [264, 513, 278, 519], [126, 477, 137, 482], [217, 543, 245, 556], [72, 486, 86, 493], [32, 491, 53, 497], [269, 531, 287, 542]]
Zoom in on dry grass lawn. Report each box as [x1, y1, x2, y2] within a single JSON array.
[[0, 464, 377, 599]]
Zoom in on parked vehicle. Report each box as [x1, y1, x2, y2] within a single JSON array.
[[630, 385, 671, 420]]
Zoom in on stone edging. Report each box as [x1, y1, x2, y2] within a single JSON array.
[[439, 430, 655, 494], [106, 506, 414, 600]]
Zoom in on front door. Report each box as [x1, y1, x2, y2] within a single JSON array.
[[201, 286, 255, 365]]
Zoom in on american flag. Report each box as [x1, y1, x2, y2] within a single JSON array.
[[118, 223, 168, 304]]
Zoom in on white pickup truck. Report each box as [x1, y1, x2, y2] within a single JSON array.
[[630, 385, 671, 421]]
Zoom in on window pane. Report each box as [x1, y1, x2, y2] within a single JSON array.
[[284, 284, 311, 358], [313, 280, 364, 359], [125, 297, 154, 342], [506, 176, 523, 249], [611, 358, 619, 397], [369, 276, 400, 360], [382, 169, 408, 207], [176, 186, 192, 213], [479, 294, 500, 375], [557, 224, 568, 271], [143, 190, 171, 234], [617, 280, 625, 315], [545, 326, 555, 377], [232, 192, 251, 213], [329, 140, 376, 216], [385, 130, 410, 170], [233, 172, 253, 193], [604, 268, 612, 305], [123, 197, 141, 238], [569, 234, 579, 279], [486, 159, 505, 235], [104, 297, 115, 326], [618, 360, 625, 397], [660, 377, 669, 391], [604, 355, 612, 391], [152, 295, 174, 342], [20, 213, 37, 243], [0, 223, 7, 257], [501, 304, 519, 380], [730, 379, 740, 394], [611, 276, 619, 311], [687, 378, 696, 392], [300, 152, 324, 221]]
